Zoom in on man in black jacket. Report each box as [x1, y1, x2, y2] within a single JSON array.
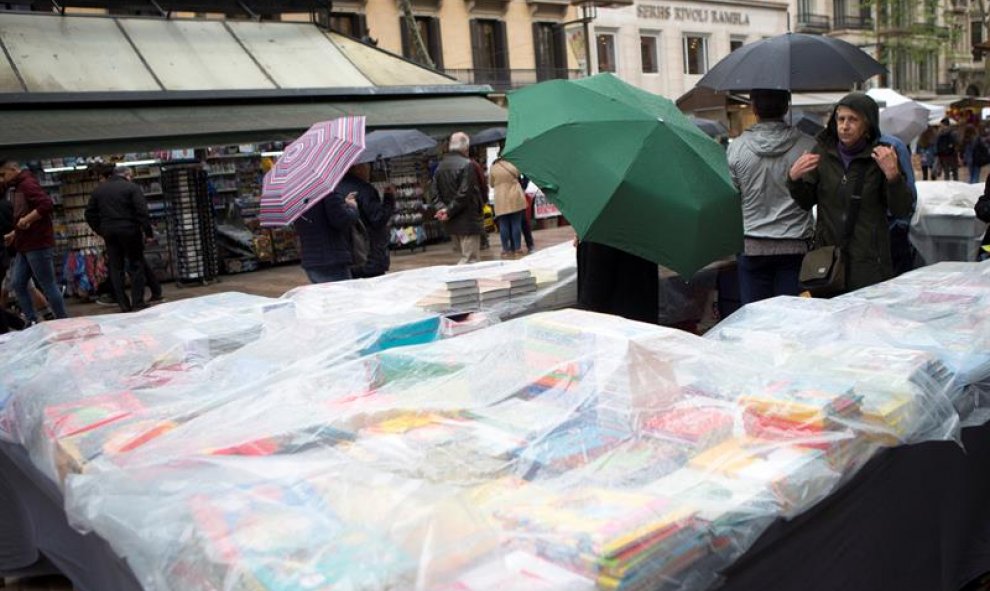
[[85, 166, 152, 312], [433, 132, 483, 264]]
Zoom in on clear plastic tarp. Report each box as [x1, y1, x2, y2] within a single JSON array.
[[910, 181, 988, 264], [1, 258, 987, 591]]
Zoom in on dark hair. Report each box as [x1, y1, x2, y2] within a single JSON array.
[[751, 89, 791, 120], [941, 117, 951, 126], [0, 158, 18, 169]]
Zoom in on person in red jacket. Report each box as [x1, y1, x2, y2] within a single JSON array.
[[1, 159, 68, 324]]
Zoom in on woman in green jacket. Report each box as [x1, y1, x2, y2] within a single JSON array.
[[787, 92, 914, 293]]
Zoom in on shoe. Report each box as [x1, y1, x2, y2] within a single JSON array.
[[131, 303, 149, 312], [95, 295, 117, 306], [148, 295, 166, 304]]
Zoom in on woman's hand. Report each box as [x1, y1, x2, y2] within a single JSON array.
[[872, 145, 901, 181], [789, 152, 821, 181]]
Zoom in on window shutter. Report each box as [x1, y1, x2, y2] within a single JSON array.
[[496, 20, 509, 70], [355, 14, 367, 39], [553, 24, 567, 71], [470, 19, 483, 73], [532, 23, 545, 71], [429, 17, 444, 69], [400, 17, 411, 59]]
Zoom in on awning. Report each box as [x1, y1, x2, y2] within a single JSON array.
[[1, 94, 507, 159]]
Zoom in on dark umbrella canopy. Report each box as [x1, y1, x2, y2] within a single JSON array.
[[688, 116, 729, 138], [698, 33, 887, 92], [471, 127, 507, 145], [354, 129, 437, 163]]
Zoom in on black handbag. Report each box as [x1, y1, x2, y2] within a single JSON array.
[[799, 161, 866, 297]]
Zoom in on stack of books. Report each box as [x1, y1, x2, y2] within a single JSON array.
[[416, 279, 480, 312]]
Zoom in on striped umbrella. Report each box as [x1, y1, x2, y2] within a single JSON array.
[[259, 116, 366, 227]]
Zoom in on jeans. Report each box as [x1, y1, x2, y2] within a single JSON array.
[[11, 248, 68, 322], [737, 253, 804, 305], [498, 211, 524, 253], [305, 264, 352, 284], [104, 230, 146, 312], [970, 165, 983, 184]]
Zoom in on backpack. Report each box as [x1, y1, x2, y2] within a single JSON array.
[[349, 217, 370, 272], [974, 137, 990, 168], [936, 131, 957, 157]]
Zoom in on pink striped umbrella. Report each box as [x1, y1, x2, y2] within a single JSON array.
[[259, 116, 366, 227]]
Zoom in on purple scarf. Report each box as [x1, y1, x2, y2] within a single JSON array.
[[838, 138, 867, 171]]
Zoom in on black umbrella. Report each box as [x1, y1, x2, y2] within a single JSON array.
[[697, 33, 887, 92], [688, 116, 729, 138], [354, 129, 437, 164], [471, 127, 507, 145]]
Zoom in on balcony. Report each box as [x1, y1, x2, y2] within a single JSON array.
[[834, 14, 873, 30], [442, 68, 582, 93], [796, 13, 830, 34], [909, 22, 951, 38]]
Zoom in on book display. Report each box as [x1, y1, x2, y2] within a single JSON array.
[[0, 259, 989, 591], [128, 163, 172, 282], [372, 154, 446, 251], [160, 162, 219, 286], [53, 169, 107, 298]]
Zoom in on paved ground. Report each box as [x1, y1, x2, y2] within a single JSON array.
[[63, 225, 576, 318]]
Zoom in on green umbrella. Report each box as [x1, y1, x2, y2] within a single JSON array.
[[502, 74, 742, 277]]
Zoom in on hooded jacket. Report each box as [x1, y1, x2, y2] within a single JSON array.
[[787, 92, 913, 293], [727, 121, 815, 241]]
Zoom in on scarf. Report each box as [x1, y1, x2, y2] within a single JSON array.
[[838, 138, 867, 171]]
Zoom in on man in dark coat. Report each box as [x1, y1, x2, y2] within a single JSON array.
[[86, 165, 152, 312], [1, 159, 68, 324], [294, 178, 359, 283], [788, 92, 913, 293], [344, 163, 396, 279], [433, 132, 483, 264]]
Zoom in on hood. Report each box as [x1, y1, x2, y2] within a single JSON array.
[[819, 92, 880, 148], [744, 121, 804, 156]]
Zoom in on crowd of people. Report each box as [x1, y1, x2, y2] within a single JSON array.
[[917, 117, 990, 183]]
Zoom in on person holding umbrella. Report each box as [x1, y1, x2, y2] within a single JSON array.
[[294, 176, 360, 284], [788, 92, 913, 293], [727, 89, 815, 303], [345, 163, 396, 279]]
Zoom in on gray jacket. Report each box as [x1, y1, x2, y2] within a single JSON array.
[[727, 121, 814, 240]]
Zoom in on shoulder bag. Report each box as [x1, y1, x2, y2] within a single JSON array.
[[799, 160, 866, 297]]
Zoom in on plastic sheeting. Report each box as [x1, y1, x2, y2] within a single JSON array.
[[910, 181, 988, 264], [2, 258, 988, 591]]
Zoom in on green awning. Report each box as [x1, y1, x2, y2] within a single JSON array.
[[0, 95, 507, 159]]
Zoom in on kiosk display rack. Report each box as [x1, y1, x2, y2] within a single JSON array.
[[161, 162, 218, 286]]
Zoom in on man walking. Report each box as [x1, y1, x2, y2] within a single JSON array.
[[85, 165, 152, 312], [433, 132, 483, 264], [935, 118, 959, 181], [1, 159, 68, 325]]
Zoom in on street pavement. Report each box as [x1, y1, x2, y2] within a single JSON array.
[[64, 225, 576, 318]]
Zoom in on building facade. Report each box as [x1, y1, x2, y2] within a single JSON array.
[[329, 0, 601, 92], [587, 0, 789, 99]]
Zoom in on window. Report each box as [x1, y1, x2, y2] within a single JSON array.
[[640, 35, 659, 73], [683, 35, 708, 75], [534, 22, 568, 81], [470, 19, 509, 87], [597, 33, 617, 73], [401, 16, 444, 68], [730, 36, 745, 52], [329, 12, 363, 38], [973, 19, 984, 60]]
